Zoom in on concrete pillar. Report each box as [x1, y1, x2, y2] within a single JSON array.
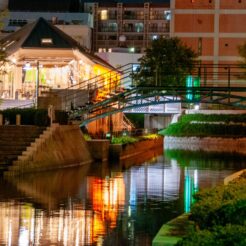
[[16, 114, 21, 125], [0, 114, 3, 125]]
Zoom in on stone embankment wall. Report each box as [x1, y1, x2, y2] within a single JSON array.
[[5, 124, 92, 176], [164, 136, 246, 155]]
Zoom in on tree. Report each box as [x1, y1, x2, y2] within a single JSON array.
[[133, 37, 197, 87], [238, 42, 246, 66], [237, 42, 246, 79]]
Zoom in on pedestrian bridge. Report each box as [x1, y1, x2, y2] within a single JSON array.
[[69, 85, 246, 127], [64, 63, 246, 127]]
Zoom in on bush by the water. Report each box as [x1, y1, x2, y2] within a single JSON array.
[[111, 136, 138, 144], [190, 180, 246, 229], [0, 108, 68, 126], [140, 133, 160, 140], [177, 172, 246, 246], [176, 224, 246, 246], [179, 114, 246, 124], [159, 122, 246, 137], [158, 114, 246, 137]]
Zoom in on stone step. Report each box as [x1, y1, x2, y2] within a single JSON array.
[[0, 132, 43, 137], [0, 150, 23, 156], [0, 141, 35, 146], [0, 125, 47, 172], [0, 126, 46, 132], [0, 145, 26, 151], [0, 154, 18, 164]]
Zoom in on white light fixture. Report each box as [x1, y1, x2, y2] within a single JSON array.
[[194, 104, 200, 110], [23, 62, 31, 70], [11, 58, 17, 64], [129, 47, 135, 53], [41, 38, 53, 45]]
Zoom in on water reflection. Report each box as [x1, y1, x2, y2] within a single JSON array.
[[0, 150, 245, 246]]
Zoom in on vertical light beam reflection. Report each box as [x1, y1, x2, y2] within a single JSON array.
[[7, 220, 12, 246], [184, 167, 191, 213]]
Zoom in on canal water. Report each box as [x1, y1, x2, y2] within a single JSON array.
[[0, 149, 245, 246]]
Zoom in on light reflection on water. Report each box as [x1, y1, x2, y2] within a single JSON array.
[[0, 150, 245, 246]]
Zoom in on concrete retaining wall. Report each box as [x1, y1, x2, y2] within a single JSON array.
[[164, 136, 246, 155], [87, 139, 110, 161], [186, 109, 246, 115], [109, 137, 163, 160], [5, 124, 93, 176]]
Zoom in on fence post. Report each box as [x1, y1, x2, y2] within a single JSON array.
[[16, 114, 21, 125], [0, 114, 3, 126]]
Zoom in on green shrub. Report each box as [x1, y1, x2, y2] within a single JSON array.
[[159, 122, 246, 137], [83, 134, 91, 141], [140, 133, 160, 140], [179, 114, 246, 124], [0, 108, 68, 126], [177, 224, 246, 246], [111, 136, 138, 144], [189, 178, 246, 229]]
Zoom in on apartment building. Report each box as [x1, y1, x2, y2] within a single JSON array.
[[171, 0, 246, 66], [84, 1, 170, 52]]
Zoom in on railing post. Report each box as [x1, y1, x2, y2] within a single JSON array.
[[16, 114, 21, 125], [228, 66, 231, 103], [0, 114, 3, 126], [204, 65, 207, 86]]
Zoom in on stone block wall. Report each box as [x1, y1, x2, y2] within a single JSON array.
[[5, 124, 93, 176], [164, 136, 246, 155]]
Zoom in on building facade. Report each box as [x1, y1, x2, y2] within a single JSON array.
[[0, 18, 118, 103], [84, 1, 170, 52], [1, 11, 93, 50], [171, 0, 246, 66]]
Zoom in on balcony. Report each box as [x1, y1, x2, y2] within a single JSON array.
[[123, 11, 144, 20], [148, 27, 170, 33], [98, 27, 118, 32], [96, 40, 118, 46], [123, 28, 144, 33], [150, 14, 165, 20]]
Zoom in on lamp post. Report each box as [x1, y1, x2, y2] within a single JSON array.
[[35, 60, 39, 108]]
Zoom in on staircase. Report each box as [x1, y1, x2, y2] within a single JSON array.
[[0, 125, 46, 173]]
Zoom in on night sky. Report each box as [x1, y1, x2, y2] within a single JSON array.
[[8, 0, 170, 12]]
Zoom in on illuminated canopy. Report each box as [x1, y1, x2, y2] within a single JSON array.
[[0, 17, 118, 101]]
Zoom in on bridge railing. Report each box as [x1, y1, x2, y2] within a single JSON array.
[[59, 63, 136, 111], [64, 63, 246, 120], [133, 63, 246, 88]]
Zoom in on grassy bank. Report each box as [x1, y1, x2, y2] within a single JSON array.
[[159, 114, 246, 138]]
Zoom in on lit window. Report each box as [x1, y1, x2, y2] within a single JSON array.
[[101, 10, 108, 20], [129, 47, 135, 53], [164, 11, 171, 21], [152, 35, 158, 40], [41, 38, 53, 45]]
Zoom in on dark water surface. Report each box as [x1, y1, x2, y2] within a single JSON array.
[[0, 149, 245, 246]]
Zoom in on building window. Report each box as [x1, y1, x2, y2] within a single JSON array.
[[152, 35, 158, 40], [135, 23, 144, 33], [41, 38, 53, 45], [101, 10, 108, 20], [164, 11, 171, 21]]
